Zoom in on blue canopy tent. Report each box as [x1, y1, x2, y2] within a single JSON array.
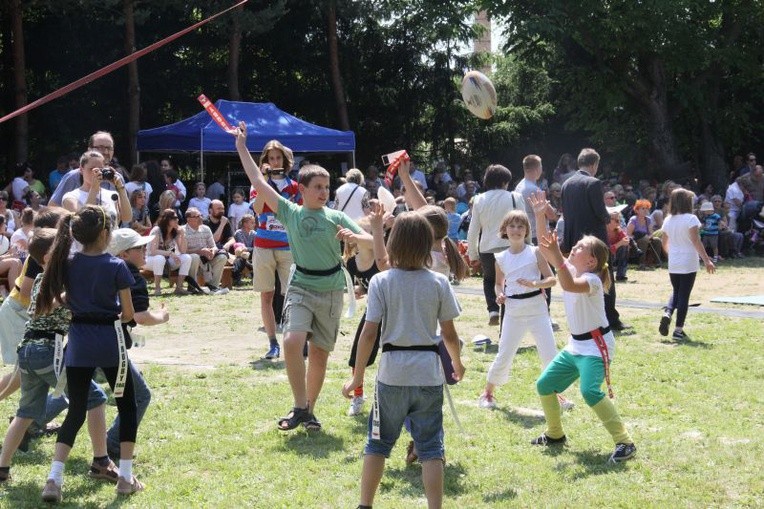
[[136, 100, 355, 179]]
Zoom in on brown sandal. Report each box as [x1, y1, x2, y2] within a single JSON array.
[[88, 460, 119, 483], [116, 475, 144, 495]]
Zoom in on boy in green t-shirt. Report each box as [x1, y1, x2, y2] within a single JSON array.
[[233, 122, 373, 431]]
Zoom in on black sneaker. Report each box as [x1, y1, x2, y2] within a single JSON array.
[[530, 433, 566, 446], [609, 442, 636, 462], [659, 315, 671, 336], [672, 330, 688, 340]]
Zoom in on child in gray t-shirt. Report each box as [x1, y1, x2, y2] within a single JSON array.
[[343, 212, 465, 509]]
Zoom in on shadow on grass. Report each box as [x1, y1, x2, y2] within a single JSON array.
[[249, 359, 285, 370], [657, 337, 713, 349], [495, 407, 545, 428], [383, 460, 468, 498], [277, 430, 345, 458], [547, 447, 628, 481]]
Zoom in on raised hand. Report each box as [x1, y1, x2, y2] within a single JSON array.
[[528, 191, 548, 215]]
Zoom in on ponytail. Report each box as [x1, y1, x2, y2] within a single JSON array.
[[442, 237, 467, 282], [36, 213, 73, 316], [598, 265, 612, 293]]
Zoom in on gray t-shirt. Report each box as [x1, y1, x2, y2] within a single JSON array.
[[366, 268, 460, 386], [515, 178, 540, 239]]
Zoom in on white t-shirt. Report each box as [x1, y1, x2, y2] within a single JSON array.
[[188, 197, 212, 218], [11, 177, 29, 202], [724, 182, 744, 216], [495, 245, 541, 295], [663, 213, 701, 274], [62, 188, 119, 224], [124, 181, 153, 205], [227, 201, 251, 229], [333, 182, 367, 222], [10, 228, 30, 250], [561, 263, 615, 358]]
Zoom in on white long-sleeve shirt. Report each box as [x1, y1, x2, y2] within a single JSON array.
[[466, 189, 526, 259]]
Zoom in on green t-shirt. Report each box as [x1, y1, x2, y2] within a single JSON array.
[[276, 195, 362, 291]]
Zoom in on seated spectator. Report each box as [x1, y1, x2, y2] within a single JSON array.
[[231, 214, 256, 286], [7, 163, 33, 211], [205, 175, 226, 202], [188, 182, 211, 219], [129, 189, 152, 235], [627, 199, 662, 269], [0, 191, 16, 239], [365, 165, 387, 191], [0, 226, 21, 299], [715, 196, 744, 258], [24, 190, 45, 213], [146, 209, 193, 296], [739, 164, 763, 230], [9, 208, 34, 263], [155, 189, 179, 223], [724, 177, 745, 232], [183, 206, 228, 295], [607, 210, 631, 282], [163, 169, 185, 213], [124, 164, 154, 207]]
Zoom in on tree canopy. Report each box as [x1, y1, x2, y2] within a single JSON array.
[[1, 0, 762, 188]]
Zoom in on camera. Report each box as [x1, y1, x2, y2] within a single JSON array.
[[266, 167, 285, 176], [381, 150, 407, 167], [101, 168, 115, 181]]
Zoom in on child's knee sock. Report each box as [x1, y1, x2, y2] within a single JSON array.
[[119, 459, 133, 481], [540, 394, 565, 439], [591, 397, 632, 444], [48, 460, 65, 485]]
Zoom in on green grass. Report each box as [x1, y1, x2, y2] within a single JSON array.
[[0, 287, 763, 507]]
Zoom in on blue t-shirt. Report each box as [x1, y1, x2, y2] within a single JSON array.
[[447, 212, 462, 240], [65, 252, 134, 367], [701, 213, 721, 236]]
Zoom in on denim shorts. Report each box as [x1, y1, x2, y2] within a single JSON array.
[[364, 382, 444, 461], [17, 343, 107, 422]]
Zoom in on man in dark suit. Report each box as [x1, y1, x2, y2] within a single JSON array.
[[560, 148, 629, 330]]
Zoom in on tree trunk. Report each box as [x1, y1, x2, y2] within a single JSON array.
[[326, 0, 350, 131], [626, 57, 682, 178], [124, 0, 140, 167], [9, 0, 27, 162], [227, 5, 243, 101]]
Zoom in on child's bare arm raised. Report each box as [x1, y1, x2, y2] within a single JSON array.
[[537, 231, 591, 294], [232, 121, 281, 213]]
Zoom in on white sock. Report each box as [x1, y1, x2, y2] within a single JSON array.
[[119, 459, 133, 481], [48, 460, 65, 486]]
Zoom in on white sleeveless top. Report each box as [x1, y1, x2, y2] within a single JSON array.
[[494, 244, 540, 297], [62, 188, 119, 224]]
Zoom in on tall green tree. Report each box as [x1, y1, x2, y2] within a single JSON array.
[[483, 0, 764, 186]]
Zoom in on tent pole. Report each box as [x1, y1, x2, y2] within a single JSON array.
[[200, 129, 205, 182], [351, 151, 356, 168]]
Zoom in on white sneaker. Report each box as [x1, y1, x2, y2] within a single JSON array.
[[347, 396, 365, 416], [213, 287, 230, 295], [478, 393, 497, 409]]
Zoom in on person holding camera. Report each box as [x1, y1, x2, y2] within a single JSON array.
[[49, 131, 119, 207], [61, 151, 131, 226]]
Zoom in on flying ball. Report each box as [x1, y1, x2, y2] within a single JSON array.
[[461, 70, 497, 120]]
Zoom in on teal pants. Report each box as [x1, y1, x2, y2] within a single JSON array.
[[536, 350, 606, 407]]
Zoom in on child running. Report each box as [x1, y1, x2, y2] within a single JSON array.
[[37, 205, 143, 502], [477, 209, 569, 410], [659, 189, 715, 340], [233, 122, 372, 431], [528, 192, 636, 463], [342, 212, 465, 509]]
